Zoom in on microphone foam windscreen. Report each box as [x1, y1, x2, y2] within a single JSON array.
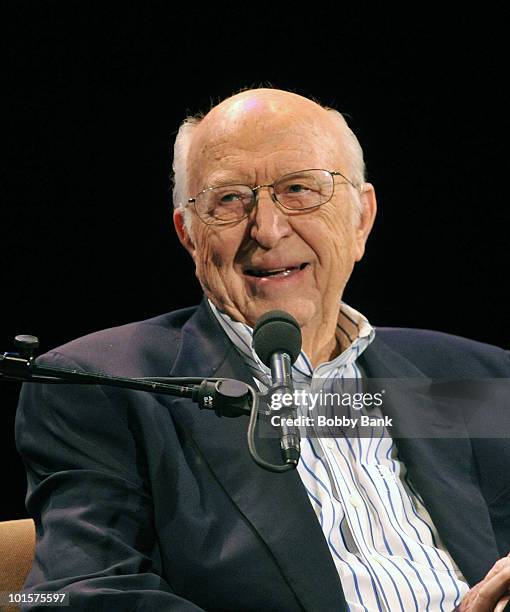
[[252, 310, 302, 367]]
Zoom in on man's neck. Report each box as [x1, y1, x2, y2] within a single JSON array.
[[301, 325, 342, 369]]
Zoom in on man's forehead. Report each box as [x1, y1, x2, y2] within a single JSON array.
[[190, 93, 339, 157], [185, 90, 354, 194]]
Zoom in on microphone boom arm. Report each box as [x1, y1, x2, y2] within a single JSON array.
[[1, 335, 296, 473]]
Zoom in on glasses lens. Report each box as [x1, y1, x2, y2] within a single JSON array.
[[195, 185, 253, 223], [274, 170, 334, 210]]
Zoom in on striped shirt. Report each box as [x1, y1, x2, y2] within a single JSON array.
[[209, 299, 469, 611]]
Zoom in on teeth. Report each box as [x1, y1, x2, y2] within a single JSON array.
[[258, 268, 293, 277], [247, 264, 306, 277], [269, 268, 290, 275]]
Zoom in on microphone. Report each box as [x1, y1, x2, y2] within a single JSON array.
[[253, 310, 302, 466]]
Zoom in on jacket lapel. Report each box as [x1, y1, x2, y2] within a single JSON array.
[[359, 334, 500, 585], [169, 299, 346, 611]]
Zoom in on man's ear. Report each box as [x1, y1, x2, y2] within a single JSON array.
[[354, 183, 377, 262], [173, 208, 196, 260]]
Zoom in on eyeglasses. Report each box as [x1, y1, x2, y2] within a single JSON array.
[[187, 168, 359, 225]]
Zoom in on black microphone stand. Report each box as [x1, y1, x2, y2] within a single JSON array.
[[1, 335, 296, 473]]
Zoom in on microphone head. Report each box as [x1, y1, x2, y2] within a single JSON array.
[[252, 310, 302, 367]]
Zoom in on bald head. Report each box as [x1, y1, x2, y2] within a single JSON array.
[[195, 88, 340, 135], [172, 88, 366, 219]]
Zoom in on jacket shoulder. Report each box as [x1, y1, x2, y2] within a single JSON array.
[[37, 305, 199, 376], [375, 327, 510, 377]]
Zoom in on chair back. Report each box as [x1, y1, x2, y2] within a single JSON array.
[[0, 518, 35, 611]]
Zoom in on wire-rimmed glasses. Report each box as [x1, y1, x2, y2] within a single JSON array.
[[187, 168, 358, 225]]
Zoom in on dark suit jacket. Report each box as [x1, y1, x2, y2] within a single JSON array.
[[15, 298, 510, 611]]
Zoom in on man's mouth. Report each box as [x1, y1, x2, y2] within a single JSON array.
[[244, 262, 309, 278]]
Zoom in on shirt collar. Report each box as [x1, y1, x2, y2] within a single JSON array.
[[208, 299, 375, 380]]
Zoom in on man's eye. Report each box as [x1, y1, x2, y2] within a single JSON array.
[[285, 183, 310, 194], [219, 192, 242, 203]]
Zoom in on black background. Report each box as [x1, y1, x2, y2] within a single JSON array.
[[1, 2, 508, 520]]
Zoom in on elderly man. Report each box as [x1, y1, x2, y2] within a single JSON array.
[[16, 88, 510, 611]]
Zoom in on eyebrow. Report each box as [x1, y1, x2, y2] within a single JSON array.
[[202, 168, 316, 190], [203, 173, 252, 189]]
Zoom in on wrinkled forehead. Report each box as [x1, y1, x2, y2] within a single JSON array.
[[187, 94, 347, 180]]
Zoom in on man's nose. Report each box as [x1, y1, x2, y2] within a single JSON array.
[[249, 187, 292, 248]]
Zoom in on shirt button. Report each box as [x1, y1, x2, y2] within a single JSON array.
[[326, 439, 335, 450], [377, 465, 392, 479], [348, 494, 362, 508]]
